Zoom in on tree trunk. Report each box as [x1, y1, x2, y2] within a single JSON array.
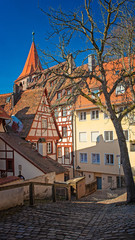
[[112, 118, 135, 203]]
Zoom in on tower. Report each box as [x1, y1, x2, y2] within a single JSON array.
[[14, 33, 43, 92]]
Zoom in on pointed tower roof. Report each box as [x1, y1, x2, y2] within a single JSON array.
[[15, 38, 43, 83]]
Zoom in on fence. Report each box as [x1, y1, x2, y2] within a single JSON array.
[[0, 181, 70, 211], [85, 180, 97, 196]]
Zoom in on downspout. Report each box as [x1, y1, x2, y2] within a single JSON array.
[[72, 110, 77, 178], [56, 140, 58, 162]]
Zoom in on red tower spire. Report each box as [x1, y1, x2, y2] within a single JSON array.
[[15, 35, 43, 83]]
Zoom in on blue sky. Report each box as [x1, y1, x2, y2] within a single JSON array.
[[0, 0, 83, 94]]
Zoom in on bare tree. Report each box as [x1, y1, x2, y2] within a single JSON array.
[[39, 0, 135, 202]]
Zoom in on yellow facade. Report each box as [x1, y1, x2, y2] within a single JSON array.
[[74, 108, 135, 189]]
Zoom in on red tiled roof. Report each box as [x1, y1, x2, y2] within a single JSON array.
[[74, 57, 135, 109], [0, 132, 66, 175], [0, 93, 12, 107], [0, 176, 20, 185], [15, 41, 43, 82], [4, 88, 43, 138], [0, 106, 10, 119]]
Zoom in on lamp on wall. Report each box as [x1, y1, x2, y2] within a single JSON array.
[[76, 165, 81, 170]]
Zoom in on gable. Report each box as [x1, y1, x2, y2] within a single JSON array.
[[26, 89, 61, 142]]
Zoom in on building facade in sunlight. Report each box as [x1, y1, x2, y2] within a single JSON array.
[[0, 36, 135, 188]]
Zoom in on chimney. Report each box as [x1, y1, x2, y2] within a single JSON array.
[[13, 84, 20, 94], [67, 53, 73, 74], [88, 54, 95, 72], [38, 138, 47, 157], [11, 93, 14, 109]]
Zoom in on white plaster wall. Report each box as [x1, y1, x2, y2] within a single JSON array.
[[0, 187, 24, 210], [14, 152, 43, 179]]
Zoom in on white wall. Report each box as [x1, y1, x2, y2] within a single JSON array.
[[14, 152, 43, 179], [0, 187, 24, 210]]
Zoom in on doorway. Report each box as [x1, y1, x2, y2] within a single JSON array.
[[96, 177, 102, 189]]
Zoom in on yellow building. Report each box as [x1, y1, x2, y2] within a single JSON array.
[[74, 105, 135, 189]]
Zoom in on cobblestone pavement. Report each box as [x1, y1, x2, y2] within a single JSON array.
[[0, 189, 135, 240]]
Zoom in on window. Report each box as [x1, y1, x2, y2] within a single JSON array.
[[116, 85, 125, 95], [129, 112, 135, 124], [130, 142, 135, 152], [105, 154, 114, 165], [91, 153, 100, 164], [54, 109, 58, 118], [57, 92, 61, 99], [42, 119, 47, 129], [62, 107, 67, 117], [108, 176, 112, 183], [47, 142, 52, 154], [104, 131, 113, 141], [79, 112, 86, 121], [65, 147, 69, 159], [67, 89, 71, 95], [80, 153, 87, 163], [91, 88, 100, 98], [79, 132, 87, 142], [104, 113, 109, 119], [91, 110, 99, 120], [115, 70, 120, 75], [91, 132, 100, 142], [118, 106, 128, 117], [123, 130, 129, 141], [62, 127, 67, 137], [58, 147, 62, 157], [7, 160, 13, 171]]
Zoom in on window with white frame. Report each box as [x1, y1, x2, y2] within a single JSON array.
[[116, 84, 125, 95], [79, 112, 86, 121], [47, 142, 52, 154], [118, 106, 128, 117], [91, 131, 100, 142], [62, 127, 67, 137], [91, 153, 100, 164], [62, 107, 67, 117], [129, 112, 135, 124], [123, 130, 129, 141], [104, 131, 113, 141], [67, 89, 71, 95], [104, 112, 109, 119], [105, 154, 114, 165], [58, 147, 62, 157], [79, 132, 87, 142], [64, 147, 69, 159], [80, 153, 87, 163], [91, 110, 99, 120], [57, 92, 61, 99]]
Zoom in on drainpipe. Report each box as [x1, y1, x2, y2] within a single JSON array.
[[72, 110, 77, 178]]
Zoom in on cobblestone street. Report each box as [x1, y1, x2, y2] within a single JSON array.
[[0, 189, 135, 240]]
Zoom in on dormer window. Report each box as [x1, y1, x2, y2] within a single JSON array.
[[67, 89, 71, 95], [57, 92, 61, 99], [91, 88, 100, 98], [116, 84, 125, 95], [62, 107, 67, 117], [115, 70, 120, 75]]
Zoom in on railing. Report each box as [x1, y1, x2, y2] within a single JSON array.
[[0, 181, 71, 210], [85, 180, 97, 196]]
